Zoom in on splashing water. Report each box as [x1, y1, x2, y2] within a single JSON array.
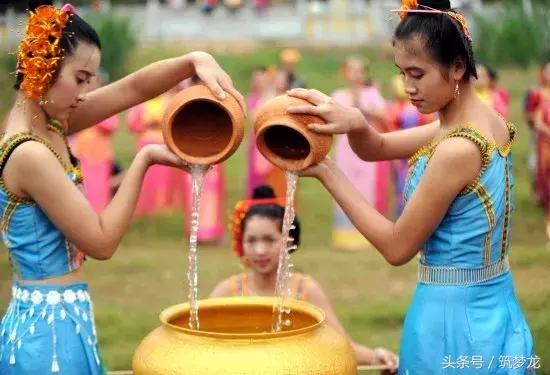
[[187, 163, 209, 330], [272, 170, 299, 332]]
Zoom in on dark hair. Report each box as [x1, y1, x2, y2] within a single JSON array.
[[14, 0, 101, 90], [393, 0, 477, 80], [242, 185, 301, 252]]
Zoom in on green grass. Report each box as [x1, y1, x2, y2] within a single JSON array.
[[1, 45, 548, 372]]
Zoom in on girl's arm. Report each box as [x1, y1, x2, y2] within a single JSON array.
[[68, 51, 245, 134], [6, 142, 187, 260], [288, 88, 439, 161], [209, 278, 233, 298], [303, 137, 481, 266]]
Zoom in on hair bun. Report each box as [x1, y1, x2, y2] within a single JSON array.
[[28, 0, 54, 11], [252, 185, 276, 199], [418, 0, 451, 10]]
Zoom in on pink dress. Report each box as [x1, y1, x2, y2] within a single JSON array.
[[128, 98, 180, 216], [72, 116, 118, 212], [331, 86, 387, 250]]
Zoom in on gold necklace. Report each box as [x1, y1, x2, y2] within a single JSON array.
[[47, 118, 68, 137]]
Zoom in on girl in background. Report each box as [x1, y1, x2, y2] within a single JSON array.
[[331, 56, 388, 250], [211, 185, 398, 371]]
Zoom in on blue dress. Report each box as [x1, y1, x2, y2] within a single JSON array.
[[0, 132, 104, 374], [399, 124, 535, 374]]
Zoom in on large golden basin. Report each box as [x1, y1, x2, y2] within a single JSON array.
[[132, 296, 357, 374]]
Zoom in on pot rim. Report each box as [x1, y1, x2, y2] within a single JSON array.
[[159, 296, 326, 339], [255, 118, 315, 171], [162, 93, 243, 166]]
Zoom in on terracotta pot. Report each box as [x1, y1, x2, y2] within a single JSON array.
[[133, 297, 357, 374], [253, 94, 332, 171], [162, 85, 245, 165]]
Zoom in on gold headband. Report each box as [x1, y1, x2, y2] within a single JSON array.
[[392, 1, 472, 42]]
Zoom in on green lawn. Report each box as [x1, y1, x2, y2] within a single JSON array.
[[0, 45, 548, 372]]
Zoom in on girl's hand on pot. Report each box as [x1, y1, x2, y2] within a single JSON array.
[[287, 88, 368, 135], [190, 51, 247, 114]]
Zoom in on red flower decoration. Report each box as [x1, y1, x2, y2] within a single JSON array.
[[399, 0, 419, 19], [16, 5, 70, 100]]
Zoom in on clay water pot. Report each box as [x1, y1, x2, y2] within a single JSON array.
[[162, 84, 245, 165], [132, 297, 357, 374], [253, 94, 333, 171]]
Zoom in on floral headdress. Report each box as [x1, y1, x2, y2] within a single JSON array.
[[16, 4, 76, 101], [230, 197, 286, 258], [393, 0, 472, 42]]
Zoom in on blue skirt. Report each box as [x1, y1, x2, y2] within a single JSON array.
[[399, 272, 535, 374], [0, 281, 105, 375]]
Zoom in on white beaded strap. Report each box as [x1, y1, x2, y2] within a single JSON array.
[[418, 256, 510, 286], [12, 287, 91, 305]]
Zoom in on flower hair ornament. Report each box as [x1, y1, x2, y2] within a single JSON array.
[[392, 0, 472, 42], [230, 197, 286, 258], [16, 3, 76, 101]]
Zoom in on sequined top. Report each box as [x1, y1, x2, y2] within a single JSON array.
[[0, 131, 86, 280], [404, 123, 516, 268]]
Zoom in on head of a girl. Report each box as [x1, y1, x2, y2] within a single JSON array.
[[15, 0, 101, 122], [239, 186, 300, 275], [392, 0, 477, 114], [342, 56, 367, 87], [250, 66, 267, 93], [274, 70, 290, 94], [474, 63, 491, 91]]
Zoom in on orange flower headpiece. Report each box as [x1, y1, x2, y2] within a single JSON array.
[[16, 4, 75, 101], [393, 0, 472, 42], [230, 197, 286, 258]]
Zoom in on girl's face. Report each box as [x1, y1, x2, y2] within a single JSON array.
[[242, 215, 282, 275], [393, 36, 465, 114], [42, 42, 101, 122], [274, 71, 289, 94], [251, 70, 267, 93], [343, 59, 366, 86]]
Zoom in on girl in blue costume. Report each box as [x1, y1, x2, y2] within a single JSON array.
[[0, 1, 245, 374], [286, 0, 535, 373]]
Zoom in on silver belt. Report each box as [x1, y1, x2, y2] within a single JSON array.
[[418, 257, 510, 286]]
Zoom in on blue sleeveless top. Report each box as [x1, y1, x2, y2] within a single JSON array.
[[0, 131, 86, 280], [404, 123, 516, 268]]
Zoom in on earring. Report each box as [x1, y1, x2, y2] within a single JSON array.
[[454, 83, 460, 99]]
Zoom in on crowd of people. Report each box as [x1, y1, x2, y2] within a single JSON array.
[[71, 48, 550, 251]]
